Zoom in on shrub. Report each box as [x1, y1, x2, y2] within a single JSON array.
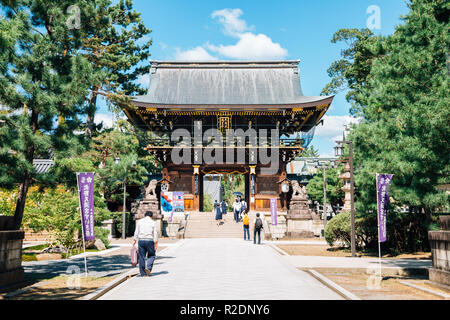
[[325, 212, 351, 247], [324, 211, 376, 250], [94, 226, 110, 248]]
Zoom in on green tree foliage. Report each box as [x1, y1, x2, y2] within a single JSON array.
[[0, 1, 96, 229], [203, 193, 214, 212], [25, 185, 110, 248], [80, 0, 152, 137], [300, 145, 320, 157], [324, 0, 449, 252], [306, 167, 344, 214], [220, 174, 245, 209]]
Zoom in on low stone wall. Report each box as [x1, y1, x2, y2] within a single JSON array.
[[262, 212, 287, 240], [0, 227, 25, 287], [161, 214, 186, 239], [428, 216, 450, 286]]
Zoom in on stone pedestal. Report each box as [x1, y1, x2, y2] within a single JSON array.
[[131, 197, 162, 237], [162, 214, 187, 239], [286, 198, 318, 238], [133, 197, 161, 220], [428, 216, 450, 286], [262, 212, 287, 240], [0, 216, 24, 288]]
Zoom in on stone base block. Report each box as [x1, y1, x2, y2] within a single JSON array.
[[0, 267, 24, 288], [429, 268, 450, 287], [286, 231, 315, 238]]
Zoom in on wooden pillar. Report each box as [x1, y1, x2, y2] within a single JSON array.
[[192, 165, 200, 211]]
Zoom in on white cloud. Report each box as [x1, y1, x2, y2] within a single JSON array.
[[314, 115, 361, 141], [207, 32, 288, 60], [211, 8, 254, 37], [95, 113, 115, 129], [174, 46, 218, 61], [174, 8, 288, 61]]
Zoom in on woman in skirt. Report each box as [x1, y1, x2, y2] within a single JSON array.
[[214, 201, 223, 226]]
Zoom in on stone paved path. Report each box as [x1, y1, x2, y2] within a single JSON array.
[[99, 238, 343, 300]]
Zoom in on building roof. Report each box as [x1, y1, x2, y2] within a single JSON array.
[[132, 60, 333, 108], [33, 159, 54, 174]]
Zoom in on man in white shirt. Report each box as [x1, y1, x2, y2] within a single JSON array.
[[232, 198, 241, 223], [132, 211, 159, 277]]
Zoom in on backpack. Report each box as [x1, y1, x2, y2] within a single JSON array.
[[255, 217, 263, 230], [243, 215, 249, 225]]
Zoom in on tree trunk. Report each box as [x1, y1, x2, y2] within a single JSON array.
[[13, 109, 38, 230], [85, 90, 99, 138]]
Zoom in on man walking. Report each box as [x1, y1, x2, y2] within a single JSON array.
[[253, 213, 263, 244], [133, 211, 159, 277]]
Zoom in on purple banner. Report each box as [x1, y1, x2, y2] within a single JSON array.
[[77, 172, 95, 241], [377, 174, 393, 243], [270, 198, 277, 226]]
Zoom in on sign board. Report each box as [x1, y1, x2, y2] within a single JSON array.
[[270, 198, 277, 226], [76, 172, 95, 241]]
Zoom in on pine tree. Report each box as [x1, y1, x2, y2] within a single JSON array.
[[80, 0, 152, 137], [324, 0, 449, 251], [0, 1, 95, 229]]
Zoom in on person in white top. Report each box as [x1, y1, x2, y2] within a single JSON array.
[[232, 198, 241, 223], [132, 211, 159, 277]]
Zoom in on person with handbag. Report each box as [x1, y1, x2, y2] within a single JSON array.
[[132, 211, 159, 277]]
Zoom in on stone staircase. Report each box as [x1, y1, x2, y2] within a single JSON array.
[[184, 211, 257, 238]]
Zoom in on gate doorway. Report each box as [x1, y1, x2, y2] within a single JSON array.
[[201, 171, 249, 213]]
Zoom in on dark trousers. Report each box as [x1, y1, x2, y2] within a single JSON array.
[[254, 228, 261, 244], [234, 210, 240, 222], [138, 240, 155, 276], [243, 225, 250, 240]]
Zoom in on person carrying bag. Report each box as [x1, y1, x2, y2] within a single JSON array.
[[253, 213, 263, 245]]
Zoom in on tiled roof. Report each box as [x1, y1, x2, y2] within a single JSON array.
[[33, 159, 54, 174], [132, 60, 333, 107]]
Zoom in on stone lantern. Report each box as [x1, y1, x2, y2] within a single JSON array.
[[339, 162, 352, 213]]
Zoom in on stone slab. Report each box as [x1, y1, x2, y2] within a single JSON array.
[[429, 268, 450, 287], [0, 267, 24, 288]]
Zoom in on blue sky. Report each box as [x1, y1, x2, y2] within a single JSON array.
[[98, 0, 410, 157]]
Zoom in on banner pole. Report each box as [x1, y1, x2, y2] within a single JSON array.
[[76, 172, 88, 278], [376, 173, 382, 279]]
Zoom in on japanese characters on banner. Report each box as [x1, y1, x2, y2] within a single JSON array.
[[377, 174, 393, 243], [270, 198, 278, 226], [173, 192, 185, 214], [77, 172, 95, 241], [161, 192, 185, 222]]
